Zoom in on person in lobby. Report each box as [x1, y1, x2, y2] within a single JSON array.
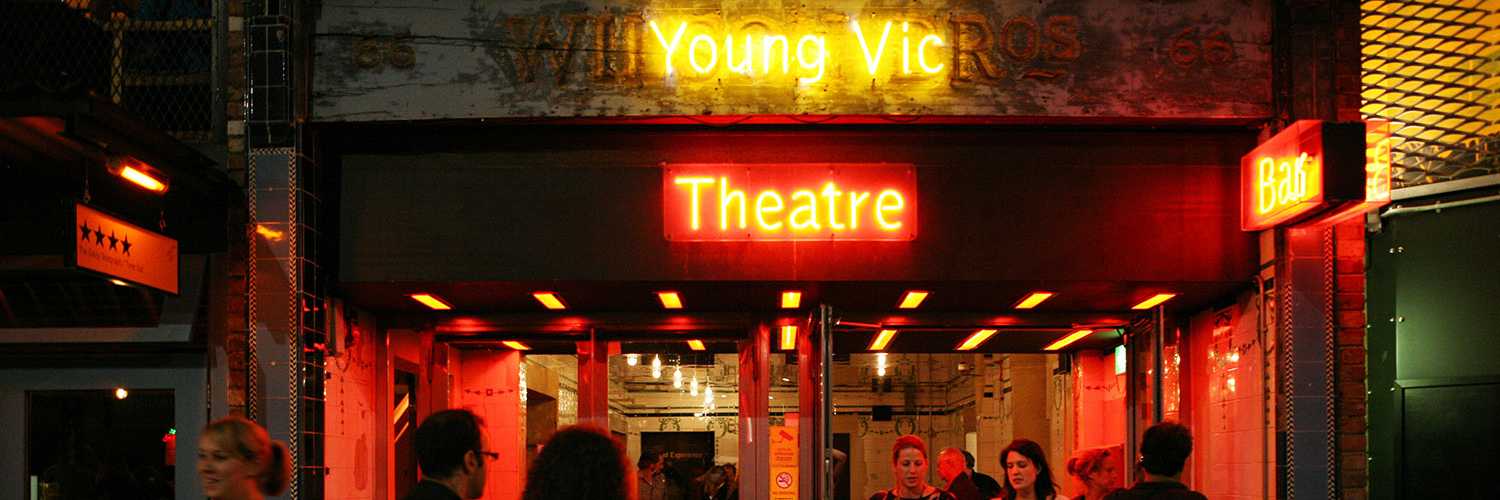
[[1103, 422, 1207, 500], [938, 448, 985, 500], [637, 450, 667, 500], [963, 450, 1002, 499], [869, 435, 958, 500], [196, 416, 291, 500], [402, 409, 492, 500], [521, 425, 630, 500], [1065, 447, 1120, 500], [997, 439, 1067, 500]]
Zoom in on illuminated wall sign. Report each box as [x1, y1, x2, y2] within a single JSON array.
[[1240, 120, 1392, 231], [663, 164, 916, 241], [313, 0, 1272, 121], [71, 203, 179, 294]]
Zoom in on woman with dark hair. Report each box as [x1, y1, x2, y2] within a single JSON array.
[[1065, 447, 1118, 500], [197, 416, 291, 500], [997, 439, 1067, 500], [522, 425, 631, 500], [869, 435, 958, 500]]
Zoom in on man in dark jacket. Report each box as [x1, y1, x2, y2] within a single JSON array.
[[938, 448, 985, 500], [1104, 422, 1208, 500], [401, 409, 491, 500], [962, 450, 1002, 499]]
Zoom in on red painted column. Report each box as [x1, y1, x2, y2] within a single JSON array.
[[740, 322, 771, 500], [797, 318, 823, 500], [576, 331, 611, 431]]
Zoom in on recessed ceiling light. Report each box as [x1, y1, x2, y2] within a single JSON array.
[[898, 290, 929, 309], [956, 329, 998, 351], [687, 339, 706, 351], [502, 341, 531, 350], [1043, 329, 1095, 351], [779, 325, 798, 350], [658, 291, 684, 309], [409, 293, 453, 310], [1014, 291, 1055, 309], [869, 329, 898, 350], [533, 291, 567, 310], [781, 291, 802, 309], [1131, 293, 1177, 310]]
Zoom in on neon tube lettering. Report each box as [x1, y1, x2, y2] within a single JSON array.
[[756, 190, 785, 230], [789, 190, 820, 230], [822, 183, 845, 230], [689, 34, 718, 74], [918, 34, 944, 73], [796, 34, 826, 84], [875, 190, 904, 230], [649, 20, 688, 76], [674, 176, 715, 230], [852, 19, 893, 76], [762, 34, 790, 74], [719, 176, 747, 230], [726, 34, 753, 74], [848, 191, 870, 229]]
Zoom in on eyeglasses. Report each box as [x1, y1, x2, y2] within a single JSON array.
[[478, 450, 500, 461]]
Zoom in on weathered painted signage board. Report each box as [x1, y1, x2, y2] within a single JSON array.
[[313, 0, 1271, 121]]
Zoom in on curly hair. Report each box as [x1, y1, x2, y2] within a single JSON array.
[[1065, 447, 1111, 482], [522, 426, 630, 500], [999, 439, 1058, 500]]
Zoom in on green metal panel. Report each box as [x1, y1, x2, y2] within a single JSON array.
[[1368, 200, 1500, 500]]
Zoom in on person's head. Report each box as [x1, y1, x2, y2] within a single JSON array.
[[414, 409, 489, 498], [961, 450, 977, 471], [890, 435, 930, 492], [522, 426, 630, 500], [1066, 447, 1119, 492], [1139, 421, 1193, 479], [637, 450, 662, 476], [1000, 439, 1056, 499], [197, 416, 290, 500], [722, 463, 736, 480], [937, 448, 968, 484]]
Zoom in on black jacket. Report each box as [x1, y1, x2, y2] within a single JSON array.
[[400, 480, 463, 500], [945, 472, 986, 500], [971, 471, 1002, 499], [1102, 481, 1208, 500]]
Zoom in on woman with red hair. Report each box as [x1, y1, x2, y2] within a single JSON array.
[[869, 435, 957, 500]]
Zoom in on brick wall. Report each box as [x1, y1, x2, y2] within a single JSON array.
[[223, 0, 249, 415], [1333, 218, 1367, 500]]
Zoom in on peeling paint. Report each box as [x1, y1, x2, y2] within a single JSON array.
[[312, 0, 1272, 121]]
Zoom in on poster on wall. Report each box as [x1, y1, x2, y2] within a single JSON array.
[[769, 425, 798, 500]]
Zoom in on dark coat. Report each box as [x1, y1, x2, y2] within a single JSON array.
[[399, 480, 462, 500], [1101, 481, 1208, 500], [945, 472, 986, 500], [971, 471, 1002, 499]]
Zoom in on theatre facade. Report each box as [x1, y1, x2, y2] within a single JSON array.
[[14, 1, 1500, 500]]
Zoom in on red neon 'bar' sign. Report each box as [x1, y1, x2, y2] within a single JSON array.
[[663, 164, 917, 241], [1241, 120, 1390, 231]]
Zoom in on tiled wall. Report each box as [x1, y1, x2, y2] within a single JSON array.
[[456, 350, 525, 500], [324, 316, 378, 500], [1188, 293, 1272, 500]]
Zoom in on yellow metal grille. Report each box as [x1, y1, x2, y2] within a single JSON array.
[[1361, 0, 1500, 187]]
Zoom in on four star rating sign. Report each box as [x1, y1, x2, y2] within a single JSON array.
[[73, 203, 178, 294]]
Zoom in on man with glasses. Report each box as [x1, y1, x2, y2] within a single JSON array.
[[403, 409, 494, 500]]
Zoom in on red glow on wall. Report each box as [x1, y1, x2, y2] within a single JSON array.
[[663, 163, 917, 241]]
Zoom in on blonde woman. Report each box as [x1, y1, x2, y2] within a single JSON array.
[[197, 416, 290, 500]]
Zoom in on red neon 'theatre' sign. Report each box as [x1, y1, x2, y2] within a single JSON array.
[[663, 164, 917, 241]]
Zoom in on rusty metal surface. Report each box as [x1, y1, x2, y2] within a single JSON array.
[[312, 0, 1272, 121]]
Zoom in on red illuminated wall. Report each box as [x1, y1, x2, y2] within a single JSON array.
[[454, 349, 525, 500], [1186, 295, 1270, 500], [1071, 350, 1125, 496]]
